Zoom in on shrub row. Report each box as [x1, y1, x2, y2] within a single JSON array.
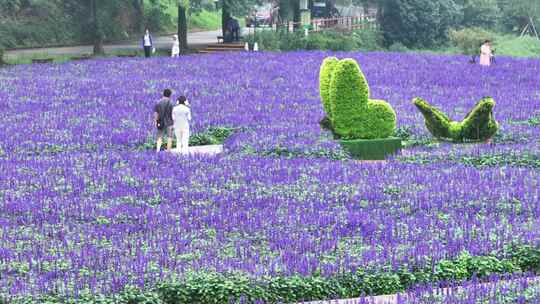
[[400, 152, 540, 169], [6, 245, 539, 304], [245, 29, 382, 52]]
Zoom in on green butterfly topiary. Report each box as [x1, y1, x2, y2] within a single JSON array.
[[413, 97, 499, 142], [319, 57, 397, 140]]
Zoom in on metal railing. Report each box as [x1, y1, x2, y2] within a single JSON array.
[[311, 15, 377, 32]]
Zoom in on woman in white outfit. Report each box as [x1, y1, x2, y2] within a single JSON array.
[[171, 34, 180, 57], [172, 96, 191, 153]]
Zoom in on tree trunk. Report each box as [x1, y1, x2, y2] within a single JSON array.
[[222, 0, 231, 37], [133, 0, 145, 33], [279, 0, 291, 24], [91, 0, 105, 56], [0, 49, 5, 66], [293, 0, 300, 28], [178, 4, 188, 51]]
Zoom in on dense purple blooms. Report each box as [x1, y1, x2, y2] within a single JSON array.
[[0, 52, 539, 298]]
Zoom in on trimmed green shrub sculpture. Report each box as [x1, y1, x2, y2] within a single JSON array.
[[319, 57, 397, 140], [413, 97, 499, 142], [319, 57, 400, 160], [319, 57, 339, 123]]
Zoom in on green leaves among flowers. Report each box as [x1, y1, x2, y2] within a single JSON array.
[[6, 245, 540, 303]]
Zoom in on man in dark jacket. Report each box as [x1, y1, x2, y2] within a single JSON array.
[[154, 89, 174, 152]]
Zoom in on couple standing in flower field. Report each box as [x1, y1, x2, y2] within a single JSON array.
[[154, 89, 192, 153]]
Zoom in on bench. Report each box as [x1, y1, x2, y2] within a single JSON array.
[[32, 58, 54, 64]]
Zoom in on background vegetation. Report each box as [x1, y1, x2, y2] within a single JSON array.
[[1, 0, 540, 59]]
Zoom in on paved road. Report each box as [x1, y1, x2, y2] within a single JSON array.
[[4, 30, 223, 59]]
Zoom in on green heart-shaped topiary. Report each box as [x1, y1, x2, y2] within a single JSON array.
[[320, 58, 396, 140]]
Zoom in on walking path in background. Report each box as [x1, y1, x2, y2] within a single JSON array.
[[4, 30, 224, 59]]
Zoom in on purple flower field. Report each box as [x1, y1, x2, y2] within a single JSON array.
[[0, 52, 539, 300]]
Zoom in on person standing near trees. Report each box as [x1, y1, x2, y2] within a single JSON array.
[[142, 28, 154, 58], [171, 34, 180, 57], [479, 40, 493, 67]]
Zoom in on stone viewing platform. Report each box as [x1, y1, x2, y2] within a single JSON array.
[[170, 144, 223, 156]]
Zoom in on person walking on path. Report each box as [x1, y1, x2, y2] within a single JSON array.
[[142, 28, 154, 58], [154, 89, 174, 152], [172, 96, 192, 154], [171, 34, 180, 57], [479, 40, 493, 67]]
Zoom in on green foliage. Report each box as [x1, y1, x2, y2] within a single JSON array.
[[326, 58, 396, 140], [144, 1, 174, 32], [256, 145, 349, 160], [7, 245, 540, 303], [449, 27, 495, 56], [413, 97, 499, 142], [388, 42, 409, 52], [509, 245, 540, 273], [139, 126, 237, 151], [245, 28, 383, 52], [189, 126, 236, 146], [329, 59, 369, 138], [400, 151, 540, 168], [188, 10, 222, 30], [494, 35, 540, 58], [380, 0, 461, 48], [0, 17, 77, 49], [498, 0, 540, 33], [319, 57, 339, 123], [413, 98, 453, 139], [460, 97, 499, 141], [340, 137, 402, 160], [462, 0, 502, 29]]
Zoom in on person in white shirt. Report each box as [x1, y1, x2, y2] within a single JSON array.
[[142, 28, 153, 58], [172, 96, 191, 153], [171, 35, 180, 57]]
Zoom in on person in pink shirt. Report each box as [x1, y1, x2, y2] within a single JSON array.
[[479, 40, 493, 67]]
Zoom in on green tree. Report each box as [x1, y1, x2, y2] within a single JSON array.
[[461, 0, 501, 29], [379, 0, 461, 48], [449, 27, 493, 58], [499, 0, 540, 37]]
